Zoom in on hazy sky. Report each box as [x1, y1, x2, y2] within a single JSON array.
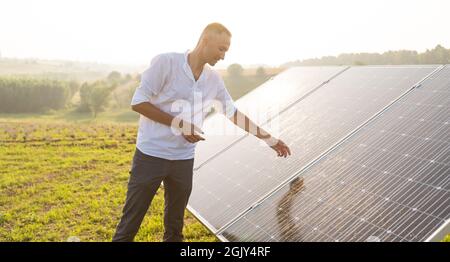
[[1, 0, 449, 67]]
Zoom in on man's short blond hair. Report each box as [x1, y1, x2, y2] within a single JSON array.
[[201, 22, 232, 38]]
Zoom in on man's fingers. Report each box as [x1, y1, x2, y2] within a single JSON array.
[[277, 148, 283, 157], [189, 136, 199, 143], [274, 143, 290, 157], [282, 146, 289, 157], [193, 134, 205, 141], [182, 134, 205, 143], [280, 148, 286, 157], [272, 145, 281, 157], [182, 134, 195, 143], [278, 141, 290, 155], [268, 138, 291, 158], [278, 140, 291, 157], [185, 136, 195, 143]]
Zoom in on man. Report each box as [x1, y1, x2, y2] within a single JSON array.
[[113, 22, 291, 242]]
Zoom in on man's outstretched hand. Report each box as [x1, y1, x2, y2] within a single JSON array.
[[264, 137, 291, 158]]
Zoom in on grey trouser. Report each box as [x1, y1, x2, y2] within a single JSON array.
[[112, 148, 194, 242]]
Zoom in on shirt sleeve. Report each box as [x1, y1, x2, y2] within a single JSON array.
[[215, 75, 237, 118], [131, 54, 169, 106]]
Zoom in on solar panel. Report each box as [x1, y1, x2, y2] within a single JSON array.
[[189, 66, 439, 232], [193, 67, 347, 169], [219, 66, 449, 242]]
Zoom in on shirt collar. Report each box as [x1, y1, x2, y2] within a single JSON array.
[[183, 50, 193, 81], [183, 49, 208, 82]]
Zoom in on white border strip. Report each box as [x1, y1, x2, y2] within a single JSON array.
[[186, 204, 219, 233], [425, 219, 450, 242]]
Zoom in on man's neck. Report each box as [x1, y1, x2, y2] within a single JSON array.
[[188, 49, 205, 76]]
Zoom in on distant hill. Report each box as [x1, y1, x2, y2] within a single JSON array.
[[282, 45, 450, 67], [0, 58, 145, 82]]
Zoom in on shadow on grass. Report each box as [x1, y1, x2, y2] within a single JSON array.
[[0, 108, 139, 124], [53, 109, 139, 123], [55, 110, 95, 122]]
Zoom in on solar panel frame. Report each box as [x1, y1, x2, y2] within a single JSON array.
[[217, 65, 449, 242]]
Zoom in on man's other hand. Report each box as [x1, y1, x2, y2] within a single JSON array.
[[180, 120, 205, 143], [264, 137, 291, 158]]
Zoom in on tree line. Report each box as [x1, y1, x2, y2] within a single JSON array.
[[0, 71, 134, 116], [282, 45, 450, 67], [0, 77, 78, 113], [0, 65, 271, 116], [224, 64, 273, 99]]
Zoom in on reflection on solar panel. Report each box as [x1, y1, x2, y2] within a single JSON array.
[[193, 67, 347, 169], [189, 66, 439, 232], [219, 66, 449, 242]]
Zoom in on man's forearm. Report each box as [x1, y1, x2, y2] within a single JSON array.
[[229, 110, 271, 139], [131, 102, 178, 128], [230, 110, 290, 153]]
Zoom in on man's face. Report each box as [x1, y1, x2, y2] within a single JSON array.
[[204, 32, 230, 66]]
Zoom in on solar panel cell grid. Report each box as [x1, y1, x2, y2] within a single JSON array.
[[220, 66, 449, 241], [189, 66, 438, 232]]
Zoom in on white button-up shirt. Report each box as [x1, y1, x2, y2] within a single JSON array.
[[131, 51, 237, 160]]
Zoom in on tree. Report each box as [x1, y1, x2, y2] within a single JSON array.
[[256, 66, 267, 79], [107, 71, 122, 83], [78, 83, 93, 112], [68, 81, 80, 98], [227, 63, 244, 78], [428, 45, 450, 64], [124, 74, 132, 83], [78, 81, 116, 117], [89, 83, 116, 118]]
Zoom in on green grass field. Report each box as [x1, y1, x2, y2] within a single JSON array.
[[0, 121, 216, 242]]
